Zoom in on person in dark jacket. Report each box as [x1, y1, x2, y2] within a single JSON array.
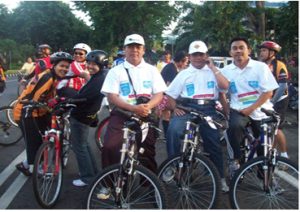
[[70, 50, 108, 187]]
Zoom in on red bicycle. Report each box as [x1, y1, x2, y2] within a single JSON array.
[[21, 98, 85, 208]]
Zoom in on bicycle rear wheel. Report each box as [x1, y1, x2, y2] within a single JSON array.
[[86, 164, 168, 209], [0, 106, 22, 145], [230, 156, 299, 209], [158, 153, 221, 209], [32, 141, 63, 208], [94, 117, 109, 151]]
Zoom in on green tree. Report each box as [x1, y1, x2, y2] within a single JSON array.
[[173, 1, 252, 55], [75, 1, 178, 51], [274, 1, 298, 56], [8, 1, 92, 51], [0, 4, 11, 39]]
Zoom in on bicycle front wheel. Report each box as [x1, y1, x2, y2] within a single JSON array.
[[158, 153, 221, 209], [230, 156, 299, 209], [86, 164, 168, 209], [32, 141, 63, 208], [0, 106, 22, 145], [94, 117, 109, 151]]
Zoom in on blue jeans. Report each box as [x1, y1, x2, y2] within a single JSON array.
[[70, 117, 98, 184], [166, 104, 225, 178]]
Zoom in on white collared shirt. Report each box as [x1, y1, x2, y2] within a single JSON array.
[[101, 59, 167, 105], [221, 58, 279, 120], [166, 64, 220, 100]]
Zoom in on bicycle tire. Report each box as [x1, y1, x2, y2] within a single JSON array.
[[32, 141, 63, 208], [158, 153, 221, 209], [0, 106, 22, 145], [94, 116, 110, 151], [7, 100, 18, 127], [230, 156, 299, 209], [86, 164, 168, 209]]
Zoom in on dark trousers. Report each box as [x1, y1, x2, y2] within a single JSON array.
[[227, 109, 260, 160], [19, 114, 51, 164], [102, 111, 157, 173]]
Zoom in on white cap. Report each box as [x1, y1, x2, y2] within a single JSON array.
[[124, 34, 145, 46], [188, 41, 208, 54]]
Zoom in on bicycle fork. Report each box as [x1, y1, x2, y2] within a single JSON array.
[[43, 130, 61, 176], [115, 127, 136, 207], [176, 121, 197, 187]]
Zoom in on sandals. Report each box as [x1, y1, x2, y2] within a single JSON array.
[[15, 162, 32, 176]]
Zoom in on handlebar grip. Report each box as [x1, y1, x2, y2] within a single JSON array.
[[67, 98, 87, 104], [261, 108, 275, 116]]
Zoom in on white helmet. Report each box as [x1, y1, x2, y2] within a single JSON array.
[[73, 43, 91, 53]]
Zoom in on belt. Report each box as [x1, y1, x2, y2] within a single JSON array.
[[180, 98, 216, 105]]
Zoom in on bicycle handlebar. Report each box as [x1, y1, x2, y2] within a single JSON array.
[[113, 107, 159, 129], [20, 98, 87, 114], [176, 104, 224, 129]]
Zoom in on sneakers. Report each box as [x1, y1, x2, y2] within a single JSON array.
[[15, 162, 32, 176], [221, 178, 229, 192], [97, 187, 111, 200], [161, 166, 176, 183], [229, 160, 240, 178], [72, 179, 88, 187]]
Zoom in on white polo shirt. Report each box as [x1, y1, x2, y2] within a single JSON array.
[[101, 59, 167, 105], [166, 64, 220, 100], [221, 58, 279, 120]]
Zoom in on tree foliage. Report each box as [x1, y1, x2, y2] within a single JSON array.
[[0, 1, 297, 68], [274, 1, 298, 56], [74, 1, 178, 50], [8, 1, 92, 51], [173, 1, 252, 56]]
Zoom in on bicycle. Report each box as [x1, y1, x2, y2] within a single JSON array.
[[94, 100, 166, 151], [0, 105, 23, 145], [21, 98, 85, 208], [229, 108, 299, 209], [86, 109, 168, 209], [157, 104, 221, 209]]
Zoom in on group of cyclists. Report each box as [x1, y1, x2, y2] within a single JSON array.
[[1, 32, 292, 208]]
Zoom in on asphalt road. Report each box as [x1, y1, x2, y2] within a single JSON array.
[[0, 76, 298, 209]]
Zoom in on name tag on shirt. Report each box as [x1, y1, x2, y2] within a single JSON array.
[[120, 82, 131, 96], [186, 83, 195, 96], [143, 81, 152, 89], [230, 82, 237, 93], [248, 81, 259, 88], [207, 81, 215, 89]]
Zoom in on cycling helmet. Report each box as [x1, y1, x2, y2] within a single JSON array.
[[257, 41, 281, 53], [50, 52, 73, 65], [86, 50, 108, 68], [38, 44, 51, 50], [117, 50, 125, 56], [73, 43, 91, 54]]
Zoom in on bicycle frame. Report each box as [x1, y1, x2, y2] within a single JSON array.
[[42, 115, 63, 175]]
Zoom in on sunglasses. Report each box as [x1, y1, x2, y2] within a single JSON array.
[[74, 52, 84, 56]]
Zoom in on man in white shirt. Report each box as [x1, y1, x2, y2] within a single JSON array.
[[220, 37, 279, 169], [165, 40, 230, 192], [101, 34, 166, 173]]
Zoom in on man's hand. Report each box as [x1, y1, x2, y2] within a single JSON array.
[[205, 57, 216, 70], [133, 103, 150, 117], [173, 108, 186, 116], [239, 106, 254, 117]]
